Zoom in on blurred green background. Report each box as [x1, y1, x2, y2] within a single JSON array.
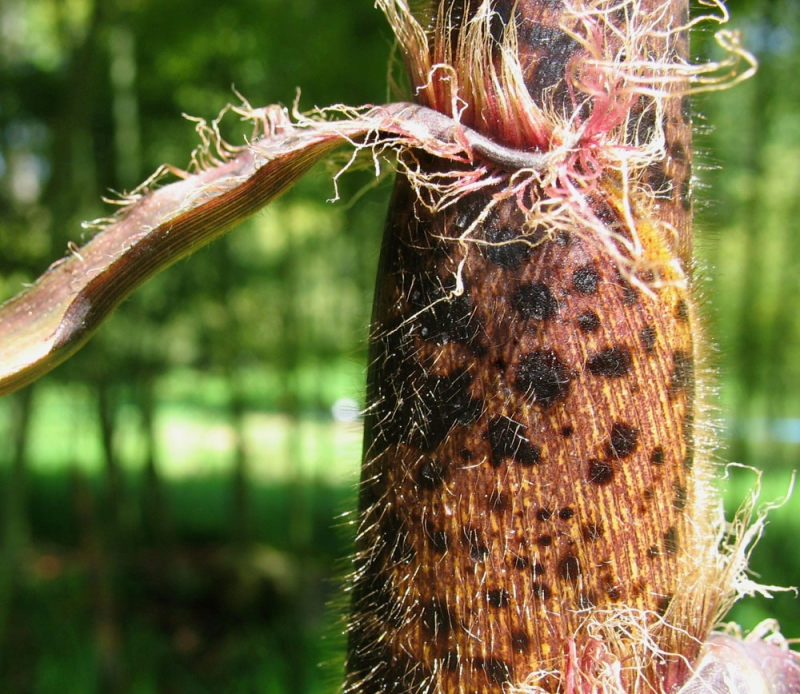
[[0, 0, 797, 692]]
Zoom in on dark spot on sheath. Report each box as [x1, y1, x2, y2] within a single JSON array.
[[558, 507, 575, 520], [577, 592, 597, 610], [487, 589, 510, 607], [606, 422, 639, 458], [473, 657, 512, 685], [606, 584, 623, 601], [532, 562, 545, 577], [587, 346, 632, 378], [418, 458, 446, 489], [643, 486, 655, 501], [421, 596, 454, 637], [465, 527, 489, 561], [537, 534, 553, 547], [671, 141, 688, 166], [558, 553, 582, 583], [513, 555, 529, 570], [411, 274, 481, 347], [516, 349, 573, 407], [573, 264, 600, 294], [431, 530, 448, 553], [520, 23, 582, 114], [640, 325, 657, 354], [532, 581, 552, 600], [416, 370, 483, 450], [556, 230, 572, 246], [512, 631, 530, 654], [459, 448, 473, 461], [648, 545, 660, 558], [682, 95, 692, 123], [644, 161, 673, 199], [561, 424, 574, 437], [675, 298, 689, 322], [669, 350, 694, 397], [487, 416, 541, 467], [443, 651, 460, 672], [513, 282, 559, 320], [483, 224, 530, 270], [673, 482, 688, 511], [650, 446, 665, 465], [582, 523, 601, 542], [657, 594, 674, 616], [621, 283, 640, 305], [577, 310, 601, 333], [626, 95, 658, 146], [537, 508, 553, 522], [684, 449, 695, 470], [664, 525, 679, 554], [489, 489, 510, 512], [588, 459, 614, 485]]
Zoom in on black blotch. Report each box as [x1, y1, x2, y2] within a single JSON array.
[[556, 230, 572, 246], [459, 448, 473, 461], [411, 275, 481, 348], [648, 545, 660, 558], [383, 513, 416, 565], [644, 161, 673, 199], [473, 657, 512, 685], [417, 370, 483, 450], [431, 530, 449, 553], [512, 631, 530, 654], [561, 424, 574, 437], [640, 325, 657, 354], [587, 346, 632, 378], [513, 555, 529, 570], [684, 449, 695, 470], [489, 489, 510, 512], [513, 282, 559, 320], [558, 553, 582, 583], [588, 459, 614, 485], [421, 596, 454, 637], [487, 416, 541, 467], [536, 508, 553, 522], [465, 527, 489, 561], [483, 224, 531, 270], [650, 446, 665, 465], [443, 651, 460, 672], [577, 310, 601, 333], [643, 486, 655, 501], [532, 581, 552, 600], [606, 422, 639, 459], [559, 507, 575, 520], [669, 350, 694, 397], [418, 458, 446, 490], [663, 525, 679, 555], [673, 482, 688, 511], [606, 584, 623, 601], [582, 523, 601, 542], [532, 562, 545, 576], [627, 95, 657, 146], [621, 283, 640, 305], [537, 534, 553, 547], [671, 141, 688, 166], [675, 299, 689, 322], [516, 349, 573, 408], [657, 594, 674, 616], [577, 592, 597, 610], [520, 23, 582, 114], [487, 589, 510, 607], [573, 264, 600, 294]]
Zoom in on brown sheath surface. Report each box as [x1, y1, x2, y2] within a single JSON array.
[[347, 0, 697, 692]]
